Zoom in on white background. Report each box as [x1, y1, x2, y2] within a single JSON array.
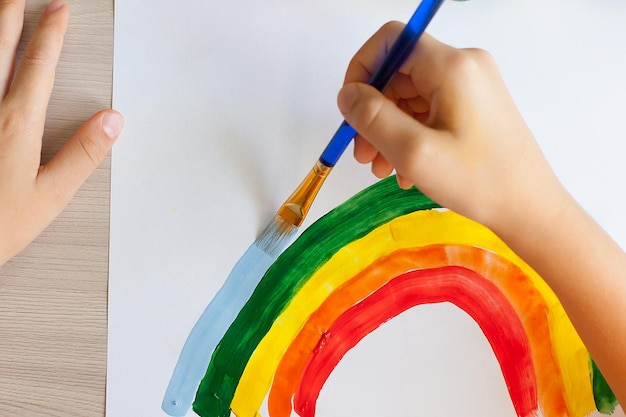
[[109, 0, 626, 416]]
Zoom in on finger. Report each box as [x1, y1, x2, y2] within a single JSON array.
[[403, 34, 466, 101], [35, 110, 123, 210], [338, 83, 448, 182], [406, 96, 429, 113], [6, 0, 68, 119], [353, 135, 378, 164], [338, 82, 441, 176], [371, 152, 394, 179], [396, 174, 414, 190], [345, 22, 455, 102], [388, 73, 419, 100], [344, 21, 405, 85], [0, 0, 25, 98]]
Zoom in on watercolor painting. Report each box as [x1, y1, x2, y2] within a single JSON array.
[[107, 1, 626, 416], [164, 176, 618, 417]]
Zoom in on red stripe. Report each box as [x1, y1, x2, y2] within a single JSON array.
[[293, 265, 538, 417]]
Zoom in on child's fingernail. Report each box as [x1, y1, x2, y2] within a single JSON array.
[[47, 0, 65, 12], [102, 112, 124, 139], [337, 83, 359, 116]]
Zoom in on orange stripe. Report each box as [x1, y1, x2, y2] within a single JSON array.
[[268, 245, 569, 417]]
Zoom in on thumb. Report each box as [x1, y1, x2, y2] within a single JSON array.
[[37, 110, 123, 205], [337, 82, 432, 173]]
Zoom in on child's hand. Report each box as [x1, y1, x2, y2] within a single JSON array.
[[337, 22, 569, 239], [0, 0, 123, 266], [340, 23, 626, 405]]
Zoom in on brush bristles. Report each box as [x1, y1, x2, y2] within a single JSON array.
[[254, 215, 298, 258]]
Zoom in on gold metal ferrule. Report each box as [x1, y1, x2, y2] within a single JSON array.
[[277, 160, 332, 227]]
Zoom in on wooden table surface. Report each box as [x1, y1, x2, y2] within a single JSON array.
[[0, 1, 112, 415]]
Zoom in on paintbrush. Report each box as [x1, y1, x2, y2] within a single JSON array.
[[162, 1, 445, 415], [258, 0, 445, 257]]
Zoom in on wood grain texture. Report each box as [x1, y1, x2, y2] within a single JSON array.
[[0, 1, 112, 416]]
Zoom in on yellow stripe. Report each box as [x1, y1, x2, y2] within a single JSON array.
[[230, 210, 593, 417], [549, 307, 595, 416]]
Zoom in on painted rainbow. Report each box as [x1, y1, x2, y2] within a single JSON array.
[[187, 177, 618, 417]]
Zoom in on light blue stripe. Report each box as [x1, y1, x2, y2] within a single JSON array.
[[162, 242, 284, 416]]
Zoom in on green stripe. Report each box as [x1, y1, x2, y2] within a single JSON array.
[[591, 357, 618, 414], [192, 177, 438, 416]]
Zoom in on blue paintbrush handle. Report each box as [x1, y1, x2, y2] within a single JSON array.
[[319, 0, 445, 167]]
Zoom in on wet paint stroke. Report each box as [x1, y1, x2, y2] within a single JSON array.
[[163, 173, 435, 416], [268, 245, 567, 417], [227, 209, 591, 417], [293, 266, 536, 417], [193, 178, 439, 417], [184, 176, 616, 417], [161, 243, 279, 416]]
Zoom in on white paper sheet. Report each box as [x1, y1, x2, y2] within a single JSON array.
[[109, 1, 626, 416]]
